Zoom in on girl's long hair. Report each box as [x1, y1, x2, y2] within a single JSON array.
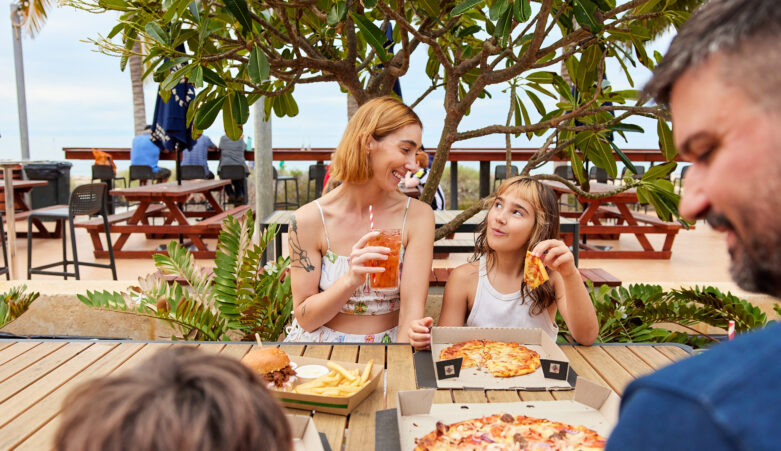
[[471, 176, 561, 315]]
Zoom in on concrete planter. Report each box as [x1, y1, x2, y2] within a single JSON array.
[[0, 280, 176, 340]]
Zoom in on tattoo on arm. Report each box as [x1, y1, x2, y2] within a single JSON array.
[[289, 216, 315, 272], [301, 304, 306, 317]]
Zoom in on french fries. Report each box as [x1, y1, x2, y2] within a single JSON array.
[[293, 360, 375, 397]]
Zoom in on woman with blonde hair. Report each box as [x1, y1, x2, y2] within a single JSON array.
[[285, 96, 434, 345]]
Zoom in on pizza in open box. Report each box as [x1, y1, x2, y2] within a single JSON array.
[[414, 413, 606, 450], [439, 340, 541, 377]]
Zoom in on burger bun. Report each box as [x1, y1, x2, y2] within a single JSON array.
[[241, 347, 291, 374]]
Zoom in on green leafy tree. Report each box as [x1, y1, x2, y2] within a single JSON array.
[[72, 0, 703, 235], [78, 214, 292, 341]]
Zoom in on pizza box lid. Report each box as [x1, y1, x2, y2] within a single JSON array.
[[430, 327, 574, 390], [287, 414, 325, 451], [395, 377, 620, 451], [273, 356, 382, 415]]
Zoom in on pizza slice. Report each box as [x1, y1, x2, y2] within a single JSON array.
[[524, 251, 549, 289]]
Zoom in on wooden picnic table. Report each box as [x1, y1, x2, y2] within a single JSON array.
[[0, 340, 691, 450], [100, 180, 236, 259], [541, 181, 690, 259], [0, 179, 62, 240]]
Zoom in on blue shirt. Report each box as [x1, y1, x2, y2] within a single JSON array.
[[130, 133, 162, 173], [182, 135, 213, 173], [606, 322, 781, 451]]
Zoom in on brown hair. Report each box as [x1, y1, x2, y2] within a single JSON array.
[[54, 346, 292, 451], [415, 151, 429, 169], [643, 0, 781, 110], [329, 96, 422, 183], [471, 176, 560, 315]]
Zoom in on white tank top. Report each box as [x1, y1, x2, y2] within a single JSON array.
[[465, 256, 559, 340]]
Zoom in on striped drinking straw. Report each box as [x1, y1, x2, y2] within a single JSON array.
[[369, 205, 374, 231], [728, 320, 735, 341]]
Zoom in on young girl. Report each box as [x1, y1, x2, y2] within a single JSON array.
[[409, 176, 598, 348], [403, 150, 446, 210]]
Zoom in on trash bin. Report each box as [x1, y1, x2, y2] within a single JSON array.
[[23, 161, 72, 209]]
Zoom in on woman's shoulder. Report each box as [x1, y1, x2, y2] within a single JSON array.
[[290, 202, 323, 230]]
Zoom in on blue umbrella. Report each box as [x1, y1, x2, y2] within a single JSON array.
[[150, 56, 196, 185]]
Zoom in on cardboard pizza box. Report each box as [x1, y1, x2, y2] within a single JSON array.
[[287, 414, 325, 451], [396, 377, 620, 451], [430, 327, 575, 390], [273, 356, 382, 415]]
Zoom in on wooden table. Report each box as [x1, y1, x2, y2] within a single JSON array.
[[105, 180, 232, 258], [0, 179, 61, 240], [542, 180, 689, 259], [0, 340, 691, 450]]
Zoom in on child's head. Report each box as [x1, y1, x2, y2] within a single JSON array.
[[474, 176, 560, 254], [330, 96, 422, 184], [472, 176, 560, 313], [415, 151, 429, 169], [54, 346, 292, 451]]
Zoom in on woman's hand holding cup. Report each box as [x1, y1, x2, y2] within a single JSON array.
[[344, 231, 390, 288]]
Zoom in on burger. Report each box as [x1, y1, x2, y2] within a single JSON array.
[[241, 347, 297, 391]]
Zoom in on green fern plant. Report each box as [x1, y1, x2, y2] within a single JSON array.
[[0, 285, 40, 328], [557, 282, 779, 348], [77, 212, 291, 341]]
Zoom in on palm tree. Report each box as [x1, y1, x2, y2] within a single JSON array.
[[13, 0, 147, 140]]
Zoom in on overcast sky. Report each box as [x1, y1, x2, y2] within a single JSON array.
[[1, 5, 673, 175]]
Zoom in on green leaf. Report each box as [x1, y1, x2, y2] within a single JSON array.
[[145, 23, 170, 45], [525, 90, 546, 116], [608, 123, 644, 133], [513, 0, 532, 22], [363, 0, 377, 7], [419, 0, 441, 17], [99, 0, 128, 9], [224, 0, 253, 34], [188, 1, 200, 23], [194, 96, 224, 130], [228, 92, 250, 125], [492, 7, 513, 42], [573, 0, 602, 34], [526, 71, 554, 84], [657, 118, 677, 161], [349, 12, 389, 62], [570, 149, 586, 185], [609, 142, 638, 175], [644, 161, 677, 181], [161, 63, 193, 92], [201, 67, 227, 88], [327, 1, 347, 26], [222, 95, 242, 141], [450, 0, 483, 17], [489, 0, 509, 21], [576, 44, 601, 90], [107, 22, 125, 40], [517, 97, 532, 139], [592, 0, 615, 11], [248, 46, 270, 84], [190, 65, 203, 88]]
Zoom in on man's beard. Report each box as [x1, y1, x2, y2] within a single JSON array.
[[709, 211, 781, 297]]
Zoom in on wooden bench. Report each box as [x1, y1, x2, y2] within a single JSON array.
[[428, 266, 621, 287], [193, 204, 252, 231], [75, 203, 167, 252], [577, 205, 693, 259]]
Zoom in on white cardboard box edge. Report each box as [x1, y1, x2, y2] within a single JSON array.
[[287, 414, 323, 451]]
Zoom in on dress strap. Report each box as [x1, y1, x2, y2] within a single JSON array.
[[401, 197, 411, 243], [313, 200, 331, 249]]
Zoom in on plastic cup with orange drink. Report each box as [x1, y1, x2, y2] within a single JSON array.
[[368, 229, 401, 290]]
